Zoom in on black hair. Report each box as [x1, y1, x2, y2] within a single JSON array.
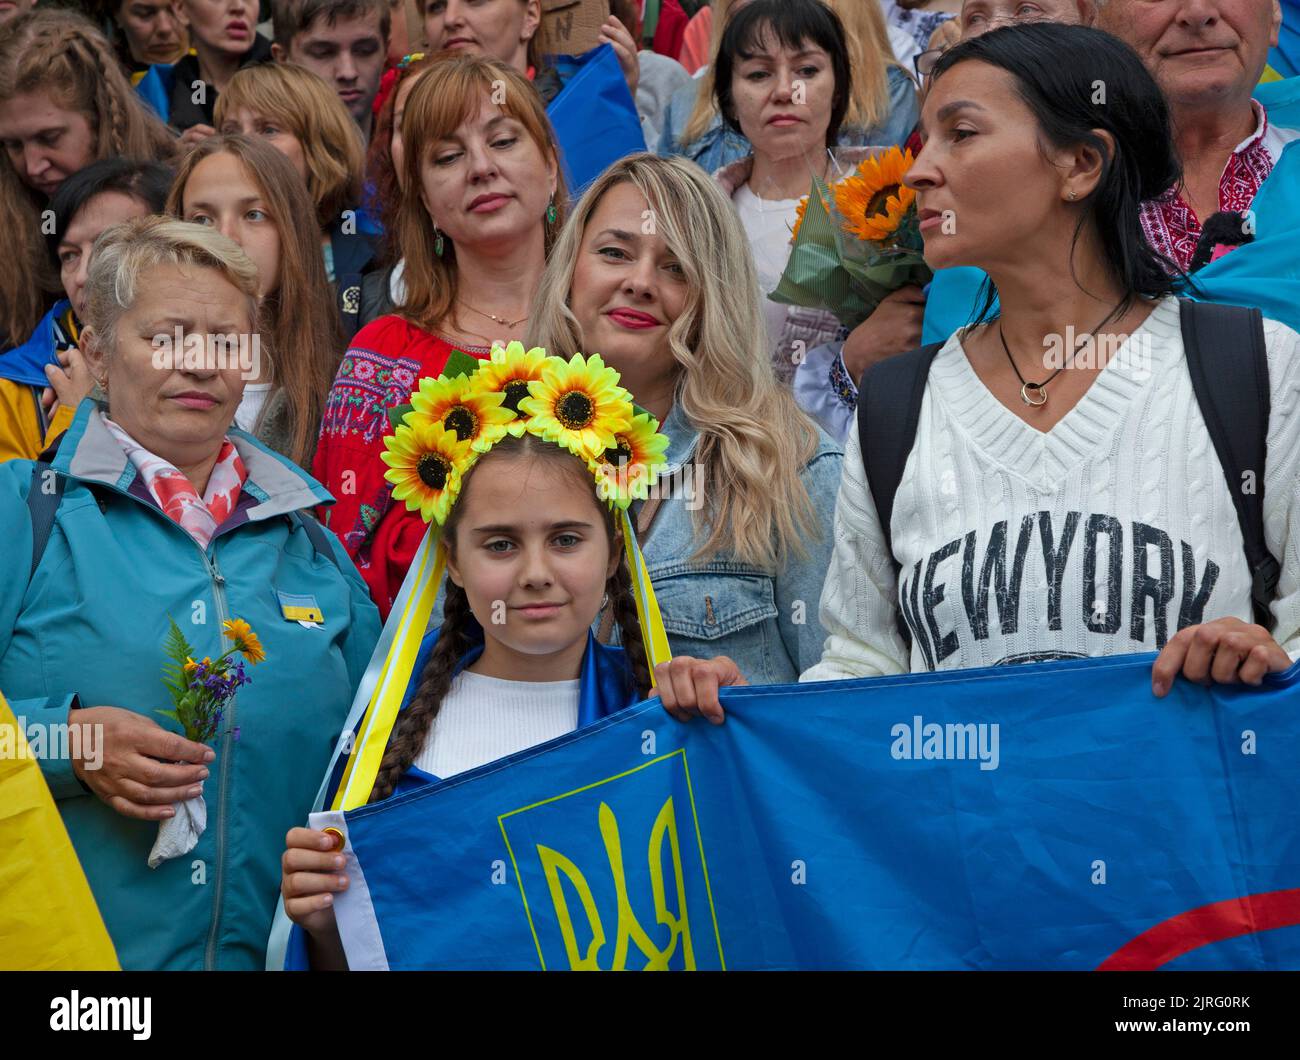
[[714, 0, 852, 150], [929, 22, 1189, 321], [46, 157, 173, 267]]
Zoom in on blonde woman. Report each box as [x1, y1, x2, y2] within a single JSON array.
[[657, 0, 918, 171], [214, 62, 376, 336], [529, 154, 843, 683]]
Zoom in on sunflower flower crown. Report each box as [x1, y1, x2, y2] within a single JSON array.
[[381, 342, 672, 526]]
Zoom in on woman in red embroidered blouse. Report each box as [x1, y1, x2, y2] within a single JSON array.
[[313, 55, 568, 617]]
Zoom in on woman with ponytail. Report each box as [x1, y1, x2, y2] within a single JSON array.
[[0, 10, 178, 350], [280, 347, 742, 968]]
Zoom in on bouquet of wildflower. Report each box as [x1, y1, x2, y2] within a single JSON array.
[[770, 145, 933, 331], [148, 617, 265, 868]]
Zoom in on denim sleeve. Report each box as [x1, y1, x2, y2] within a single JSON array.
[[879, 67, 921, 148], [773, 444, 846, 674]]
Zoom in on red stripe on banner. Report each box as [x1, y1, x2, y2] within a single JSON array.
[[1098, 888, 1300, 970]]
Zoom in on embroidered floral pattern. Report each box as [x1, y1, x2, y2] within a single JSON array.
[[319, 348, 424, 446], [1139, 105, 1274, 271]]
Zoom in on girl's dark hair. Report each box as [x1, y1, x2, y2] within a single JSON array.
[[929, 23, 1187, 320], [368, 435, 651, 803], [714, 0, 852, 150], [46, 158, 173, 267]]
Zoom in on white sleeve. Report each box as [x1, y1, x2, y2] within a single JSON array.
[[1261, 318, 1300, 657], [799, 419, 911, 681], [792, 341, 856, 444]]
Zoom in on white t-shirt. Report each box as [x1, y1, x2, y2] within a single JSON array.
[[413, 669, 580, 780], [234, 382, 274, 434], [802, 295, 1300, 679]]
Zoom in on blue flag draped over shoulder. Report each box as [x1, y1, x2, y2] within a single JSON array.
[[546, 44, 646, 196], [304, 655, 1300, 970]]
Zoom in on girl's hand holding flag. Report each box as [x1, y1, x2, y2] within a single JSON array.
[[653, 655, 747, 725]]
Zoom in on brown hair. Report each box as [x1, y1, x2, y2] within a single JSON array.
[[0, 9, 179, 343], [367, 434, 649, 802], [271, 0, 392, 50], [365, 52, 435, 265], [166, 135, 344, 466], [392, 53, 567, 333], [215, 62, 365, 229]]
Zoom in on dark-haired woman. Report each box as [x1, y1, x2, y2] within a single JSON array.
[[800, 24, 1300, 697], [710, 0, 915, 398], [0, 158, 171, 462]]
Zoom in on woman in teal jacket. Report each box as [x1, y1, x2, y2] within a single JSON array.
[[0, 215, 380, 970]]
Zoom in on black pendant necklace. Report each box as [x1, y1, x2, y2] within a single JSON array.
[[999, 303, 1125, 407]]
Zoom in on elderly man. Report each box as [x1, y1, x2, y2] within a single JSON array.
[[1097, 0, 1300, 269]]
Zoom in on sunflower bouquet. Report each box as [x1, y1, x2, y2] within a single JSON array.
[[148, 616, 265, 868], [770, 145, 932, 331]]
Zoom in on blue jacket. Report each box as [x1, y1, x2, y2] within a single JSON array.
[[657, 65, 920, 172], [283, 624, 640, 968], [621, 402, 843, 684], [0, 401, 381, 970], [0, 300, 73, 388]]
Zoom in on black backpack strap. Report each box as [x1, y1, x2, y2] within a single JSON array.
[[857, 340, 945, 647], [27, 460, 66, 581], [289, 509, 342, 572], [1179, 298, 1278, 630]]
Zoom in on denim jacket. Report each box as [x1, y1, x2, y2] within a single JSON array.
[[617, 402, 844, 684], [656, 65, 920, 171]]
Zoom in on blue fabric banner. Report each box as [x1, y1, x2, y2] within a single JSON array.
[[546, 44, 647, 197], [318, 654, 1300, 970]]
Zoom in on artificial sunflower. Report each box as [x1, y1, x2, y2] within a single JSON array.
[[476, 341, 549, 435], [834, 147, 916, 243], [221, 620, 266, 664], [519, 352, 633, 461], [382, 417, 475, 525], [590, 412, 671, 509], [408, 372, 514, 453]]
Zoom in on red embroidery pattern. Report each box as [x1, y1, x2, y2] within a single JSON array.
[[319, 348, 421, 446], [1140, 112, 1274, 271]]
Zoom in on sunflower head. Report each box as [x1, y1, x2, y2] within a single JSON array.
[[409, 372, 513, 453], [590, 411, 671, 509], [477, 341, 550, 436], [835, 146, 917, 243], [518, 352, 633, 462], [382, 416, 476, 525]]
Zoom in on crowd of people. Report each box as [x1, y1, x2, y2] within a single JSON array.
[[1, 0, 1297, 971]]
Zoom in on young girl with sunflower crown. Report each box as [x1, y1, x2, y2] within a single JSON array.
[[278, 343, 744, 969]]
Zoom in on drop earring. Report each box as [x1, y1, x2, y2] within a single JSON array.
[[433, 224, 444, 257], [545, 198, 557, 225]]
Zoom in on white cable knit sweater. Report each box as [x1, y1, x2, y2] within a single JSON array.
[[801, 296, 1300, 679]]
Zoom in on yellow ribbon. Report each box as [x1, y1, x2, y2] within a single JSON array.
[[332, 530, 445, 811]]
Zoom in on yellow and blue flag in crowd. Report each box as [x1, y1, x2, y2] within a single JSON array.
[[289, 654, 1300, 970]]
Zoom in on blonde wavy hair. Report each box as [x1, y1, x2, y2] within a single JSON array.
[[528, 154, 821, 571], [84, 215, 259, 360], [681, 0, 902, 147], [0, 9, 178, 344], [215, 62, 365, 230]]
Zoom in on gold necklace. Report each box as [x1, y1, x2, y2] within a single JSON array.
[[457, 299, 529, 329]]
